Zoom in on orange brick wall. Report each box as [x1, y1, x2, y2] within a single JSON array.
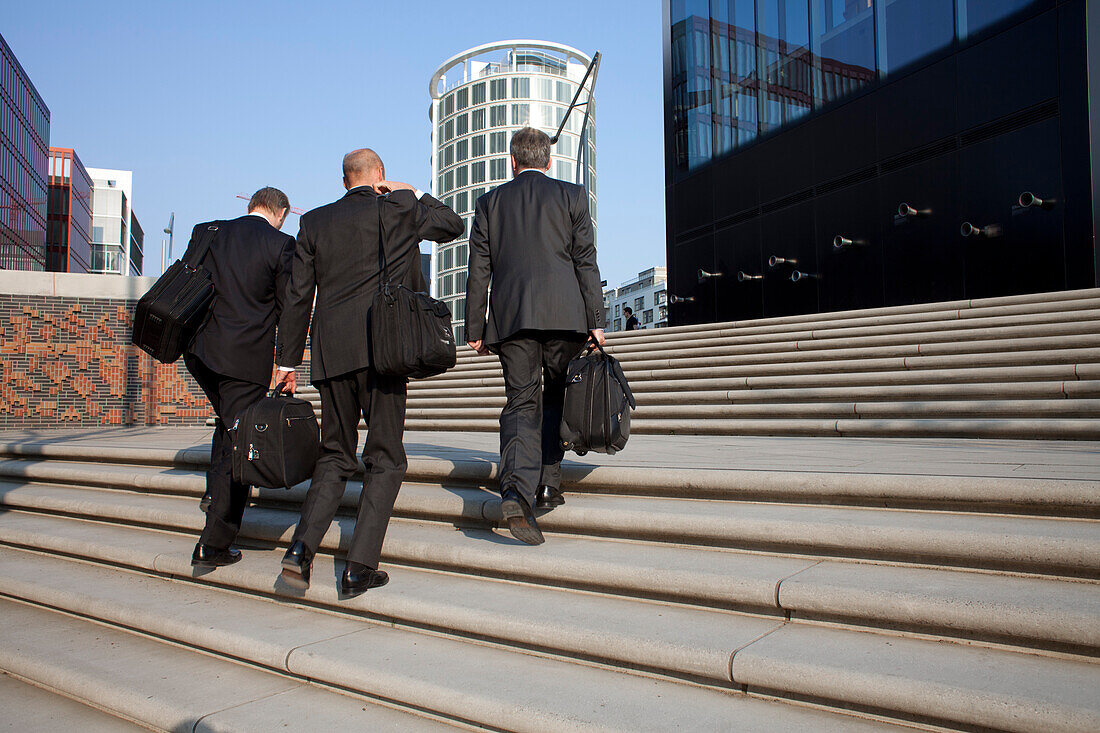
[[0, 294, 311, 427]]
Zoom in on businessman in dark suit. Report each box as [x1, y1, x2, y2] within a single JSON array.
[[465, 127, 605, 546], [274, 148, 462, 597], [184, 187, 295, 569]]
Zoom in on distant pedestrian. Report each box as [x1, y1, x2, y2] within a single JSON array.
[[624, 307, 640, 331]]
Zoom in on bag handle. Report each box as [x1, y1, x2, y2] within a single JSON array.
[[269, 383, 288, 399], [581, 339, 636, 410], [183, 223, 220, 268]]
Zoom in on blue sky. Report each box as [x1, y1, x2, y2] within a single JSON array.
[[4, 0, 665, 287]]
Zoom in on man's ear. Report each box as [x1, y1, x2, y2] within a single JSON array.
[[343, 176, 351, 191]]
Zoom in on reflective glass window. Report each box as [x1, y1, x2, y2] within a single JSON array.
[[879, 0, 954, 75], [490, 105, 507, 126], [456, 113, 468, 136], [456, 139, 468, 162], [758, 0, 813, 133], [456, 87, 469, 110], [813, 0, 877, 105], [538, 78, 554, 100], [490, 131, 508, 153], [444, 145, 454, 167], [445, 119, 454, 141], [471, 135, 486, 157], [472, 82, 486, 104], [556, 81, 572, 102], [669, 1, 714, 169], [471, 108, 486, 131], [490, 158, 508, 180], [490, 78, 507, 100], [511, 103, 530, 126], [511, 77, 530, 98], [958, 0, 1043, 38], [456, 191, 468, 213], [444, 170, 454, 191], [455, 165, 468, 188], [444, 94, 455, 116]]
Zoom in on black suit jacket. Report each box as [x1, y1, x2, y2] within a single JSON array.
[[275, 187, 463, 383], [465, 170, 605, 345], [183, 215, 295, 386]]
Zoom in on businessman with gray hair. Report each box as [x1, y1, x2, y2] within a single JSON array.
[[465, 127, 606, 546]]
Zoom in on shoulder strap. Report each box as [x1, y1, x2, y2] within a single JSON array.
[[376, 196, 390, 292], [184, 223, 220, 268]]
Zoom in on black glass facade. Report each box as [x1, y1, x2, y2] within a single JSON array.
[[664, 0, 1097, 324], [0, 32, 49, 271]]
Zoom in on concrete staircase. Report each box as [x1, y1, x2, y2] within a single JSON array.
[[0, 428, 1096, 731], [306, 287, 1100, 439]]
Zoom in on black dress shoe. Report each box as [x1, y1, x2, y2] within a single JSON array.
[[500, 488, 545, 546], [191, 543, 242, 568], [535, 485, 565, 509], [339, 561, 389, 598], [280, 541, 313, 590], [199, 492, 212, 513]]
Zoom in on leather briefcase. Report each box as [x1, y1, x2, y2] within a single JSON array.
[[369, 195, 457, 379], [560, 341, 636, 456], [131, 223, 220, 363], [231, 386, 319, 490]]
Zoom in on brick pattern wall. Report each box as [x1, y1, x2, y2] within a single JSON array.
[[0, 292, 313, 428]]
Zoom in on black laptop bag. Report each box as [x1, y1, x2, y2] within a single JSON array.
[[369, 196, 457, 379], [560, 341, 636, 456], [131, 223, 220, 363], [231, 386, 320, 490]]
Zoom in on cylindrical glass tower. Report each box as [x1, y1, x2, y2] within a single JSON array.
[[429, 40, 597, 341]]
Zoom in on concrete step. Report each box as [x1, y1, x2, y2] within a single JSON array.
[[437, 329, 1100, 376], [3, 442, 1095, 515], [416, 347, 1100, 387], [2, 507, 1096, 656], [2, 470, 1097, 585], [401, 380, 1100, 408], [398, 417, 1100, 439], [0, 670, 149, 732], [447, 291, 1100, 355], [0, 595, 457, 732], [0, 545, 901, 733], [403, 363, 1095, 396], [404, 398, 1100, 420], [2, 512, 1098, 732]]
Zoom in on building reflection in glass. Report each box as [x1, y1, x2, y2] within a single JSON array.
[[669, 0, 1045, 173]]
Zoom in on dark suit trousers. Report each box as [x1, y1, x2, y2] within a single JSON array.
[[292, 367, 407, 568], [185, 354, 267, 549], [497, 331, 587, 506]]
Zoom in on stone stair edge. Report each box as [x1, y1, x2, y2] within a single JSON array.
[[3, 511, 1097, 673], [1, 442, 1095, 508], [0, 547, 920, 733], [1, 523, 1097, 733], [2, 478, 1097, 580]]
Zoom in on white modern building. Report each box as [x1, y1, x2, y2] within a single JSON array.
[[429, 40, 598, 341], [86, 167, 143, 276], [604, 267, 668, 332]]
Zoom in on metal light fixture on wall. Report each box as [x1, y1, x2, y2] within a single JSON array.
[[697, 268, 723, 283], [960, 221, 1003, 238], [668, 294, 695, 304], [737, 271, 763, 282], [768, 255, 797, 268], [832, 235, 868, 250], [790, 270, 819, 283], [1016, 191, 1056, 211]]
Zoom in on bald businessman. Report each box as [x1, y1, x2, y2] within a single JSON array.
[[274, 149, 463, 597]]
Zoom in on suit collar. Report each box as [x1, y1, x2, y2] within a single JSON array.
[[344, 185, 379, 198]]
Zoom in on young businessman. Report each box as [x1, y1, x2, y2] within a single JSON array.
[[465, 127, 606, 546], [185, 187, 295, 569], [274, 148, 462, 597]]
